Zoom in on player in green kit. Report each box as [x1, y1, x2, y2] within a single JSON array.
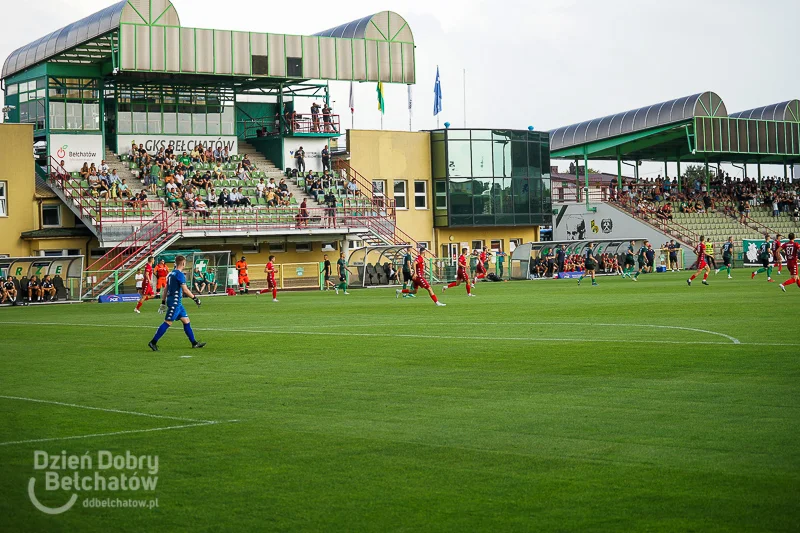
[[622, 240, 637, 280], [715, 237, 734, 279], [335, 252, 350, 295], [633, 240, 649, 279], [751, 235, 774, 282], [400, 246, 416, 298], [577, 242, 599, 286]]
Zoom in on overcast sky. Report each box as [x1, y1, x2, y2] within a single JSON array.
[[2, 0, 799, 176]]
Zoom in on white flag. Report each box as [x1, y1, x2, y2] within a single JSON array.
[[349, 81, 354, 113], [407, 85, 413, 116]]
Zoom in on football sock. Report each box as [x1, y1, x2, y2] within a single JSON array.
[[767, 266, 773, 277], [726, 266, 731, 275], [430, 293, 439, 303], [578, 275, 584, 282], [401, 289, 410, 294], [183, 322, 196, 343], [755, 268, 766, 275], [152, 322, 170, 343], [703, 272, 709, 281], [690, 274, 697, 281], [135, 300, 143, 311], [447, 282, 458, 288], [466, 284, 471, 295], [781, 279, 794, 287]]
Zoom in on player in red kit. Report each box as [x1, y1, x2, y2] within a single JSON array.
[[686, 236, 710, 286], [473, 247, 489, 285], [262, 255, 278, 302], [779, 232, 800, 292], [134, 256, 155, 313], [396, 253, 446, 306], [442, 247, 474, 296], [773, 234, 784, 275]]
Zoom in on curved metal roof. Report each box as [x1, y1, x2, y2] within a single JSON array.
[[2, 0, 180, 80], [314, 11, 414, 42], [550, 91, 727, 152], [729, 100, 800, 122]]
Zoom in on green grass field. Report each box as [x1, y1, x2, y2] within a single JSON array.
[[1, 271, 799, 532]]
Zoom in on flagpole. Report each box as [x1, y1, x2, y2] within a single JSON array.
[[463, 68, 466, 128]]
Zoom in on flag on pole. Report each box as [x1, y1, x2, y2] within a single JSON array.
[[376, 82, 385, 114], [433, 66, 443, 116], [408, 85, 413, 116], [349, 81, 354, 113]]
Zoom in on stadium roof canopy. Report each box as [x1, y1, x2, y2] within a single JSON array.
[[2, 0, 415, 87], [549, 91, 800, 165]]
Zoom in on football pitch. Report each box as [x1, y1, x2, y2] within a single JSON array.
[[1, 271, 799, 532]]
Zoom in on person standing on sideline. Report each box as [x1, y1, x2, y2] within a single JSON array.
[[496, 249, 507, 279], [295, 146, 305, 174], [321, 254, 336, 290], [321, 145, 331, 172], [135, 256, 156, 313], [264, 256, 279, 302], [148, 255, 204, 351], [335, 252, 350, 295]]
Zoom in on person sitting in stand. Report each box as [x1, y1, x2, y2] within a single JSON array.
[[235, 187, 251, 207], [266, 189, 278, 207], [119, 178, 131, 199], [218, 188, 232, 208], [228, 188, 241, 207], [194, 197, 210, 218], [256, 178, 267, 199], [221, 147, 230, 163], [79, 162, 91, 180], [203, 146, 214, 164], [236, 163, 249, 181], [242, 154, 254, 172], [166, 189, 182, 210], [190, 146, 202, 163], [88, 172, 105, 198]]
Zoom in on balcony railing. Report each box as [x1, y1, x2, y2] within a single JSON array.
[[240, 114, 341, 139]]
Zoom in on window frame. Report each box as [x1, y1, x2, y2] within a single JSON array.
[[471, 240, 484, 251], [0, 180, 7, 217], [295, 242, 312, 253], [413, 180, 428, 209], [41, 204, 61, 228], [393, 179, 407, 210], [268, 242, 286, 253]]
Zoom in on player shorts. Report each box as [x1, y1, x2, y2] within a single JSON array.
[[403, 271, 413, 283], [722, 254, 732, 267], [165, 304, 187, 322], [584, 261, 596, 271], [788, 262, 798, 276], [142, 284, 155, 297], [156, 278, 167, 290], [238, 275, 250, 286], [456, 268, 469, 282], [267, 277, 276, 289], [760, 257, 770, 268], [339, 275, 346, 283], [637, 259, 645, 268], [413, 277, 431, 291], [697, 258, 707, 269], [476, 264, 487, 274], [324, 274, 331, 282]]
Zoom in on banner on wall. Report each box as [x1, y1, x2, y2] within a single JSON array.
[[742, 239, 786, 266], [284, 138, 329, 173], [49, 134, 103, 172], [116, 135, 238, 156]]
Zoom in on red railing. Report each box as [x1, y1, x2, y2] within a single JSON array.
[[48, 157, 101, 227], [239, 114, 340, 138], [609, 199, 702, 246], [85, 212, 176, 273], [176, 206, 382, 232], [552, 186, 609, 203], [333, 159, 396, 212]]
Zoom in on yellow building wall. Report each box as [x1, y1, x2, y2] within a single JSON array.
[[0, 124, 35, 257], [347, 130, 434, 246], [434, 226, 538, 267], [28, 237, 96, 257]]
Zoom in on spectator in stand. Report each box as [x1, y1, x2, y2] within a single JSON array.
[[236, 187, 251, 207], [119, 179, 131, 199], [194, 197, 210, 218], [267, 177, 276, 191], [279, 178, 289, 195], [322, 104, 335, 132], [295, 146, 305, 173], [203, 146, 214, 164], [222, 146, 230, 163], [88, 172, 105, 198], [266, 189, 278, 207], [347, 178, 358, 196], [218, 188, 232, 208], [309, 179, 323, 202], [299, 198, 309, 226], [321, 170, 332, 190], [190, 146, 201, 163], [236, 163, 249, 181], [321, 145, 330, 172], [166, 189, 182, 210], [256, 178, 267, 199], [213, 161, 225, 180], [311, 102, 321, 132], [324, 190, 337, 228], [212, 146, 222, 163], [79, 162, 90, 180], [242, 154, 254, 172]]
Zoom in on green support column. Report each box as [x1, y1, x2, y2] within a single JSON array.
[[574, 159, 579, 201], [664, 161, 668, 179], [616, 151, 622, 193], [784, 163, 788, 181], [277, 84, 284, 134], [757, 162, 762, 185], [676, 158, 682, 192], [704, 158, 710, 191], [583, 152, 590, 208]]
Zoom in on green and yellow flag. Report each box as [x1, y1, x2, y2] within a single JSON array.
[[376, 82, 385, 114]]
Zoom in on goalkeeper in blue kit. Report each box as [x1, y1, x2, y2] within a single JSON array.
[[149, 254, 205, 351]]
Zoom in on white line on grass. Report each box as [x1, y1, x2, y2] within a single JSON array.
[[0, 421, 222, 447], [0, 395, 213, 423], [0, 320, 791, 346]]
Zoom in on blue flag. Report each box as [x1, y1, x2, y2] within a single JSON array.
[[433, 66, 443, 116]]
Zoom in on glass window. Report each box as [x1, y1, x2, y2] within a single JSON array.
[[118, 111, 132, 133], [372, 180, 386, 197], [83, 103, 99, 130], [19, 92, 28, 103], [6, 84, 17, 96], [178, 112, 192, 134], [434, 180, 447, 210], [446, 130, 470, 140], [471, 141, 492, 177], [133, 111, 147, 134], [414, 181, 427, 209], [221, 106, 235, 135], [449, 178, 472, 216], [393, 180, 407, 209], [529, 178, 543, 215], [35, 78, 46, 89], [493, 139, 512, 177], [0, 181, 6, 216], [42, 205, 61, 227], [471, 240, 484, 250], [472, 177, 493, 225], [471, 130, 492, 140], [49, 101, 65, 129], [447, 141, 471, 177], [148, 110, 162, 134], [207, 112, 221, 135], [512, 178, 530, 224], [527, 140, 541, 178], [511, 142, 527, 176], [163, 112, 177, 134], [66, 102, 82, 129], [192, 113, 206, 135], [431, 141, 446, 178]]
